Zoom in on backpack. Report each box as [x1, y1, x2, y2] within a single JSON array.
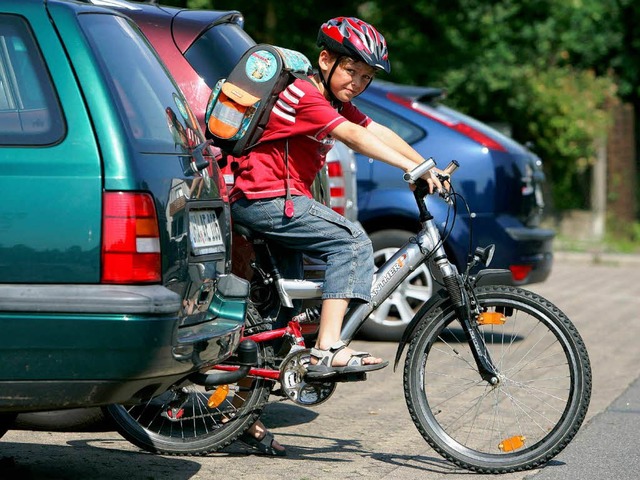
[[205, 44, 313, 158]]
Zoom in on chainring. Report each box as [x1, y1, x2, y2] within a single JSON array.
[[279, 348, 336, 406]]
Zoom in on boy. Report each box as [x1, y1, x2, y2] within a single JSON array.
[[233, 16, 447, 455]]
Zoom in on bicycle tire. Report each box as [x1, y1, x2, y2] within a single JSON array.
[[404, 285, 591, 473], [104, 307, 274, 456]]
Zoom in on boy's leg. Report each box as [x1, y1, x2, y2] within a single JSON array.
[[232, 196, 383, 369], [314, 298, 383, 366]]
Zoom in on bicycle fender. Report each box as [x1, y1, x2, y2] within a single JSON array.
[[473, 268, 513, 286], [394, 288, 450, 370]]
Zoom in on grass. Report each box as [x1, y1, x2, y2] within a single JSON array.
[[553, 226, 640, 255]]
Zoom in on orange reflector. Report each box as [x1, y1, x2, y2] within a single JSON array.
[[477, 312, 506, 325], [207, 384, 230, 408], [498, 435, 526, 452]]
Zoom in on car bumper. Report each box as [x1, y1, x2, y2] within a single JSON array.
[[0, 280, 247, 412], [504, 225, 555, 284], [447, 214, 555, 285]]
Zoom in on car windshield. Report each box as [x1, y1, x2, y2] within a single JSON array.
[[184, 21, 255, 88], [79, 13, 202, 153]]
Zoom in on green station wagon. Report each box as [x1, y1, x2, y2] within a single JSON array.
[[0, 0, 251, 437]]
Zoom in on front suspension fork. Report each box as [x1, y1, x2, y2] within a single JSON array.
[[442, 272, 499, 385]]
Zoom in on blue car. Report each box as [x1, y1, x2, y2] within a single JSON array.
[[353, 80, 555, 340]]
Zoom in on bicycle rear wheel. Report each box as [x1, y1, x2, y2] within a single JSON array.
[[105, 345, 273, 455], [105, 307, 274, 455], [404, 285, 591, 473]]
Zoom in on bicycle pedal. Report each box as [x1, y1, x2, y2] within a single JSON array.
[[332, 372, 367, 383], [305, 371, 368, 383]]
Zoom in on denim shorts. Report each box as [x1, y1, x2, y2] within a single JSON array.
[[231, 195, 374, 302]]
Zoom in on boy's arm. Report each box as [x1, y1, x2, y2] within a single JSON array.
[[330, 119, 446, 192]]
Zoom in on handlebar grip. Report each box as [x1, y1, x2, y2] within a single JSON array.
[[403, 157, 436, 183], [443, 160, 460, 176]]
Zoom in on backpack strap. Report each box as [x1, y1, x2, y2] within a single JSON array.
[[283, 139, 294, 218]]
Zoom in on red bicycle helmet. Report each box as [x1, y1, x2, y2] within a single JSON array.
[[317, 17, 390, 73]]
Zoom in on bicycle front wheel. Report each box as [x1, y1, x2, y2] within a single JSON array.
[[404, 285, 591, 473]]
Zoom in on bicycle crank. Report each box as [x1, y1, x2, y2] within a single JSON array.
[[279, 348, 336, 406]]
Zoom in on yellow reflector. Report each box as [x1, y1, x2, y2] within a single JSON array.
[[478, 312, 506, 325], [498, 435, 526, 452], [207, 384, 230, 408]]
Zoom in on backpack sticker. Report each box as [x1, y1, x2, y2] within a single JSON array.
[[245, 50, 278, 82]]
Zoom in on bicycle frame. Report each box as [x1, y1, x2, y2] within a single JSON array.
[[222, 215, 448, 375], [218, 159, 499, 383]]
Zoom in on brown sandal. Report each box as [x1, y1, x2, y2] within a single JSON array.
[[239, 430, 286, 457]]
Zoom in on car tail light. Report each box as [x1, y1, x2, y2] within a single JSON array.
[[387, 92, 507, 152], [509, 264, 533, 282], [102, 192, 161, 284], [327, 160, 346, 216]]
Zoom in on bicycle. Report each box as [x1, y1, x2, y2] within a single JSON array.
[[105, 158, 591, 473]]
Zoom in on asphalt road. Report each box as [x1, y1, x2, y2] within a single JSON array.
[[2, 253, 639, 480]]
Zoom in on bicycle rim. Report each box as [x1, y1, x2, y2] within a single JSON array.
[[106, 344, 273, 455], [404, 285, 591, 473]]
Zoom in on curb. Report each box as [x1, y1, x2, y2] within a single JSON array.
[[554, 250, 640, 266]]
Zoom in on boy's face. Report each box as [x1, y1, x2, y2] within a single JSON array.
[[319, 51, 376, 102]]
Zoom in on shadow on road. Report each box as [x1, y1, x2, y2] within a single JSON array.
[[0, 438, 201, 480], [259, 401, 320, 428]]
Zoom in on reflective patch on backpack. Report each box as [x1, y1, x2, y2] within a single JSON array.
[[207, 81, 260, 140]]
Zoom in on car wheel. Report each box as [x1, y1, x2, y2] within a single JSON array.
[[360, 229, 434, 341]]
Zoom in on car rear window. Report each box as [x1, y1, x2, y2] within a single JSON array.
[[353, 97, 425, 145], [79, 13, 201, 153], [0, 14, 65, 146], [184, 21, 255, 88]]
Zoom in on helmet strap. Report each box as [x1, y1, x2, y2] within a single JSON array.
[[318, 56, 344, 110], [318, 55, 375, 106]]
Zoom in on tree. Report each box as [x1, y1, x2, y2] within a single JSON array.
[[155, 0, 635, 216]]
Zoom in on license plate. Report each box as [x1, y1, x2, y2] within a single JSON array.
[[189, 210, 225, 255]]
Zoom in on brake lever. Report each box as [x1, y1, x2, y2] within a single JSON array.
[[437, 187, 454, 205], [434, 160, 458, 204]]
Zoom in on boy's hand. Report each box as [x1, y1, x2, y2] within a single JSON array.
[[421, 168, 451, 194]]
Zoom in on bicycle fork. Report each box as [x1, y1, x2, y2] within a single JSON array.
[[437, 258, 500, 385]]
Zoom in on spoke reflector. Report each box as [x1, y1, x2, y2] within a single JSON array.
[[477, 312, 506, 325], [207, 385, 230, 408], [499, 436, 526, 452]]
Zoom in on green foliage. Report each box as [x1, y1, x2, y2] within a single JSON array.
[[371, 0, 626, 211], [605, 218, 640, 253], [153, 0, 637, 214], [519, 68, 617, 208]]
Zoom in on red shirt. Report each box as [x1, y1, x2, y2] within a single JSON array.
[[229, 78, 370, 202]]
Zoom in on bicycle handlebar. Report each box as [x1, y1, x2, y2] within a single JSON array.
[[404, 158, 460, 204], [403, 158, 459, 184], [442, 159, 460, 177], [403, 157, 437, 183]]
